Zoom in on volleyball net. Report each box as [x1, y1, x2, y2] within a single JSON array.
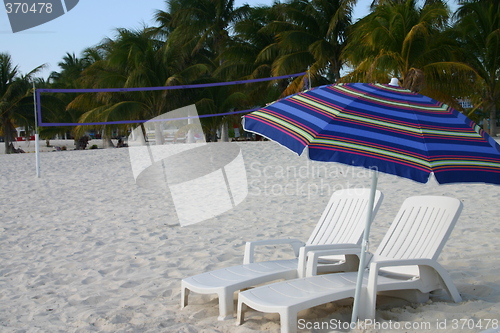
[[35, 72, 306, 127]]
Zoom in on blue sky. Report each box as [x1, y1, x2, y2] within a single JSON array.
[[2, 0, 456, 80]]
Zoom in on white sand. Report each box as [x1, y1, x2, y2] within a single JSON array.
[[0, 140, 499, 332]]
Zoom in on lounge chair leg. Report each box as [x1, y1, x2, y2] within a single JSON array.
[[428, 266, 462, 303], [358, 285, 375, 320], [181, 287, 189, 309], [445, 283, 462, 303], [281, 310, 297, 333], [218, 292, 235, 320], [236, 301, 247, 325]]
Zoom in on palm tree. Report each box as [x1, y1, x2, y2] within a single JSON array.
[[259, 0, 356, 96], [32, 77, 68, 147], [49, 52, 92, 87], [154, 0, 255, 141], [341, 0, 476, 107], [70, 28, 167, 146], [217, 7, 273, 81], [69, 27, 213, 146], [0, 53, 45, 154], [453, 0, 500, 136], [216, 4, 286, 106], [44, 52, 96, 143], [160, 0, 250, 63]]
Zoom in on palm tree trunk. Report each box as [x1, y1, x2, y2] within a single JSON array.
[[483, 101, 497, 137], [139, 124, 148, 145], [209, 127, 218, 142], [220, 122, 229, 142], [154, 122, 165, 145], [102, 129, 114, 148], [490, 108, 497, 137], [2, 117, 15, 154]]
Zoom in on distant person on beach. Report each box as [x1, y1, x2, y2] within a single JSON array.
[[116, 138, 128, 148], [8, 143, 25, 153]]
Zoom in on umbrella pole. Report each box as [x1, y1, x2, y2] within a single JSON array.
[[350, 169, 378, 328]]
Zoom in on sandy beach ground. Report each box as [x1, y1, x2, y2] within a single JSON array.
[[0, 139, 499, 332]]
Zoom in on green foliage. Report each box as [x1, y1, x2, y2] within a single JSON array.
[[452, 0, 500, 135], [340, 0, 483, 117], [0, 53, 46, 153]]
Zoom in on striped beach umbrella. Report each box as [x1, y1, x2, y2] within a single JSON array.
[[243, 81, 500, 324], [244, 82, 500, 185]]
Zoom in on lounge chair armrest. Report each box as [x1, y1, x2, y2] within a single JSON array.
[[302, 245, 365, 277], [369, 258, 448, 279], [368, 258, 462, 302], [243, 239, 305, 264]]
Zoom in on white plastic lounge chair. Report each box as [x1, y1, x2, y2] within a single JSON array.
[[236, 195, 463, 333], [181, 188, 384, 320]]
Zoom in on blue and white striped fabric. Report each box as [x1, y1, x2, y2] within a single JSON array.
[[244, 83, 500, 184]]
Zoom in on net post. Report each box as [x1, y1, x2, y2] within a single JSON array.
[[33, 82, 41, 178]]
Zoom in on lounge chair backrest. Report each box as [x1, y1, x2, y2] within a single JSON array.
[[306, 189, 383, 246], [373, 196, 462, 275]]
